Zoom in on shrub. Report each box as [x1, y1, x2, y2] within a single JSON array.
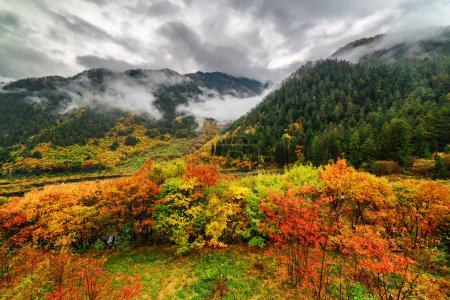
[[124, 135, 139, 146], [371, 160, 401, 175], [410, 158, 435, 177], [149, 160, 187, 185]]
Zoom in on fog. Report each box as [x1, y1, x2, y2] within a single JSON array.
[[7, 68, 272, 123], [177, 86, 274, 124], [55, 69, 191, 119]]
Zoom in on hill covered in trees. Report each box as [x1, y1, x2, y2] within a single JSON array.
[[0, 69, 265, 174], [213, 29, 450, 172]]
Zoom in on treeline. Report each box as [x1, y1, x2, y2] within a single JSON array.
[[215, 57, 450, 168]]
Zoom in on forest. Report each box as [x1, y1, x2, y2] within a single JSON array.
[[215, 57, 450, 170]]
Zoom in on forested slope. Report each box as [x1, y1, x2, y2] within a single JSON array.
[[0, 69, 264, 174], [214, 32, 450, 169]]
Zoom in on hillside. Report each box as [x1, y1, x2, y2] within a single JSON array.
[[213, 30, 450, 173], [331, 27, 450, 61], [0, 69, 264, 175]]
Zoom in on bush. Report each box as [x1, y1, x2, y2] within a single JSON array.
[[109, 140, 119, 151], [124, 135, 139, 146], [31, 151, 42, 159], [410, 158, 435, 177], [149, 160, 187, 185], [434, 154, 449, 179], [146, 128, 160, 138], [370, 160, 401, 175]]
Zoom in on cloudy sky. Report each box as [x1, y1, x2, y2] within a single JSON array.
[[0, 0, 449, 82]]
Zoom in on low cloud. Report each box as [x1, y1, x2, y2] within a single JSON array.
[[177, 86, 274, 124], [49, 69, 190, 119]]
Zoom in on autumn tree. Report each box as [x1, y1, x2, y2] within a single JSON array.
[[321, 159, 394, 227]]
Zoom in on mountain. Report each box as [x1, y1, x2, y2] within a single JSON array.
[[213, 29, 450, 168], [186, 71, 267, 97], [331, 27, 450, 62], [330, 34, 385, 58], [0, 69, 265, 174], [0, 68, 266, 147]]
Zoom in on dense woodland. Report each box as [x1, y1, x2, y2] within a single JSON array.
[[214, 33, 450, 171], [215, 57, 450, 168]]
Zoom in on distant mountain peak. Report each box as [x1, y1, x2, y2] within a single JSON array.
[[331, 34, 385, 58], [186, 71, 265, 97], [331, 26, 450, 62]]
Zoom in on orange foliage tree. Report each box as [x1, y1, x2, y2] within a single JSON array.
[[186, 163, 219, 187], [387, 180, 450, 249], [1, 163, 159, 251], [333, 225, 418, 300], [321, 159, 394, 227]]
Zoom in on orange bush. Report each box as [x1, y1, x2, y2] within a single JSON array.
[[186, 163, 219, 187]]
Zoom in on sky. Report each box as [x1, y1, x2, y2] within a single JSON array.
[[0, 0, 449, 83]]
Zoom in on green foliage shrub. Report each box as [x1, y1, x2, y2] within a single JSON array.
[[283, 164, 323, 187], [149, 160, 187, 185]]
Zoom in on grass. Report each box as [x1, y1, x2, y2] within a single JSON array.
[[115, 139, 198, 173], [104, 246, 284, 300]]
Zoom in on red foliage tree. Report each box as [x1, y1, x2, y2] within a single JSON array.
[[260, 188, 335, 298], [186, 163, 219, 187], [335, 225, 418, 300]]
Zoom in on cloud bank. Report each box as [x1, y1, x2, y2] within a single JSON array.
[[177, 87, 274, 123], [13, 69, 271, 123], [18, 69, 190, 119]]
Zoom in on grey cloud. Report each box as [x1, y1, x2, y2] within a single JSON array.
[[51, 12, 114, 41], [0, 40, 72, 79], [49, 10, 144, 53], [229, 0, 379, 36], [0, 0, 449, 84], [76, 55, 146, 72], [0, 10, 21, 30], [83, 0, 109, 6], [159, 21, 273, 80], [128, 0, 182, 17], [398, 0, 438, 11]]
